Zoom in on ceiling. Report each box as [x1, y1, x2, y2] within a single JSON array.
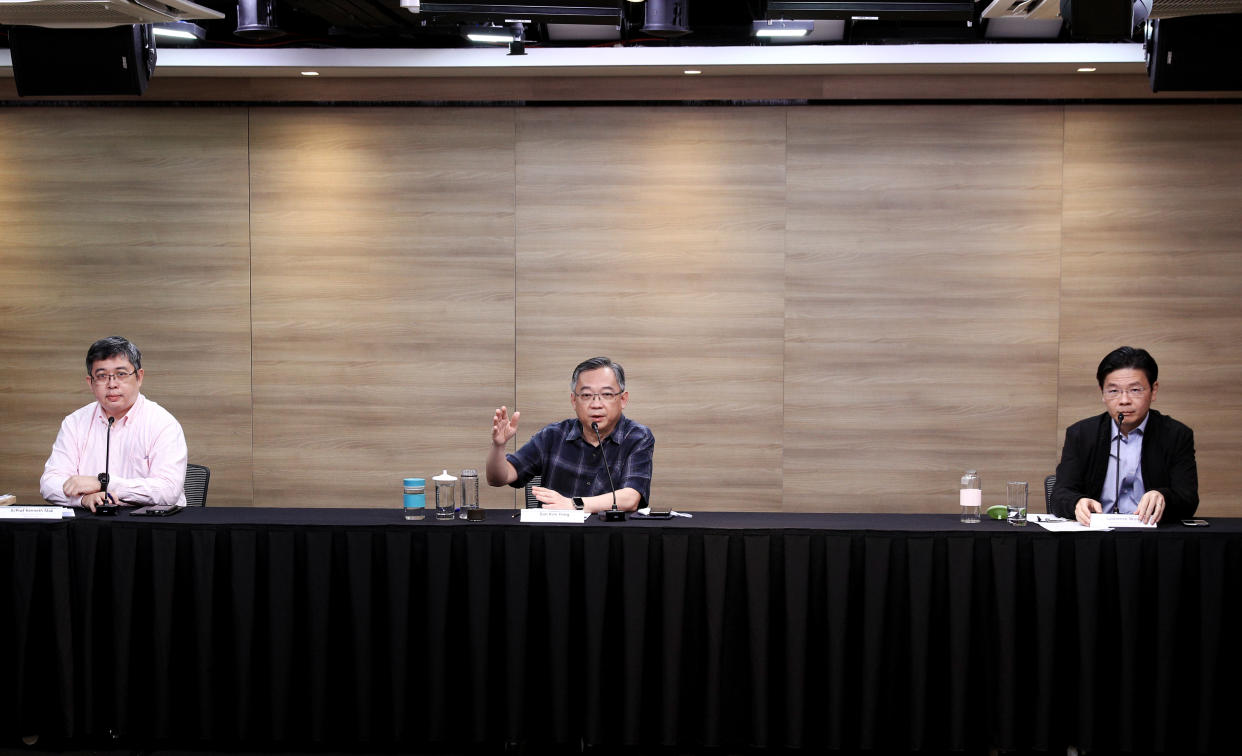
[[2, 0, 1237, 92], [0, 0, 1152, 52], [0, 0, 1126, 49]]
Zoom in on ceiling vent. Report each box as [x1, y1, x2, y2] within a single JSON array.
[[0, 0, 223, 29], [416, 1, 622, 25]]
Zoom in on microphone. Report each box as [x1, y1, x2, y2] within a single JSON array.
[[96, 417, 118, 515], [592, 421, 624, 521], [1113, 411, 1125, 514]]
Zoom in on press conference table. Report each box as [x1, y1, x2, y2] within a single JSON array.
[[2, 507, 1240, 753]]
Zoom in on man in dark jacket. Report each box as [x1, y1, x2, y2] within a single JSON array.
[[1050, 346, 1198, 526]]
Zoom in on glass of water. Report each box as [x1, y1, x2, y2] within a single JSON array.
[[433, 470, 457, 520], [1006, 481, 1028, 526]]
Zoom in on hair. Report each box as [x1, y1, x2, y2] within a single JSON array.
[[1096, 346, 1157, 388], [570, 356, 625, 393], [86, 336, 142, 374]]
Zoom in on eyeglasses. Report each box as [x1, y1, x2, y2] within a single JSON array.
[[91, 370, 136, 384], [574, 391, 621, 403], [1103, 387, 1146, 399]]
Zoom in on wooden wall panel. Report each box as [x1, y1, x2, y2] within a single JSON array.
[[249, 109, 517, 508], [513, 107, 787, 510], [1060, 105, 1242, 517], [5, 103, 1242, 515], [784, 106, 1065, 512], [0, 109, 253, 506], [1, 74, 1199, 106]]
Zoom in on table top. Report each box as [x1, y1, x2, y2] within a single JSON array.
[[12, 506, 1238, 534]]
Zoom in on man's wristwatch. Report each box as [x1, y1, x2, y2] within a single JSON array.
[[573, 497, 585, 510]]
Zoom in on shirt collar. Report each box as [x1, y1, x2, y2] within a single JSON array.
[[96, 393, 145, 427], [1112, 410, 1150, 440], [570, 414, 629, 445]]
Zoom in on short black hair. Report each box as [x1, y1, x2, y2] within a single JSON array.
[[86, 336, 142, 374], [1096, 346, 1157, 388], [570, 356, 625, 393]]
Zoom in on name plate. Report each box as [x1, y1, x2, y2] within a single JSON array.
[[520, 509, 590, 524], [0, 506, 72, 520], [1090, 513, 1156, 529]]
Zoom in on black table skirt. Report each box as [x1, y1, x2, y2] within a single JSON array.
[[2, 508, 1240, 752]]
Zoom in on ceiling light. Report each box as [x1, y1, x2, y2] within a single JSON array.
[[684, 69, 701, 75], [152, 21, 205, 42], [301, 71, 320, 76], [1077, 66, 1097, 72], [753, 19, 814, 37], [465, 24, 515, 44]]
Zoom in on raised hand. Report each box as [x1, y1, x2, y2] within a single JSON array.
[[492, 406, 520, 447]]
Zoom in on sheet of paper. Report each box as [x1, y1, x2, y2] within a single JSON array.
[[1090, 513, 1156, 529], [1027, 513, 1066, 524], [1034, 518, 1100, 532]]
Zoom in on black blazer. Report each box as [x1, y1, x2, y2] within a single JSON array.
[[1049, 409, 1198, 521]]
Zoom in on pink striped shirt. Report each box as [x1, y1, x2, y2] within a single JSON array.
[[40, 393, 188, 507]]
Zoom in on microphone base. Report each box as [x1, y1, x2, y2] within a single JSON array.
[[602, 509, 627, 522]]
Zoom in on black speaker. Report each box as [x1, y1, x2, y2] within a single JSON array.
[[1147, 14, 1242, 92], [8, 24, 156, 96], [642, 0, 690, 37], [1061, 0, 1134, 40]]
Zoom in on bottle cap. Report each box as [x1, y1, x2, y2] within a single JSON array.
[[403, 477, 425, 487], [433, 470, 457, 482]]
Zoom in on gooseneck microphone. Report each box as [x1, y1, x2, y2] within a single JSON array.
[[96, 416, 118, 515], [592, 421, 623, 520], [1113, 411, 1125, 513], [97, 416, 114, 493]]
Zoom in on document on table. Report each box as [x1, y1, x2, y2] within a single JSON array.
[[1028, 513, 1099, 532]]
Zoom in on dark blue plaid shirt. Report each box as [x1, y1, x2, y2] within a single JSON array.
[[507, 415, 655, 506]]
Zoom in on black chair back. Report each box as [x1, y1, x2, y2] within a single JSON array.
[[524, 475, 542, 508], [185, 463, 211, 507]]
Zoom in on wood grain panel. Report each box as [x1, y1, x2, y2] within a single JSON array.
[[784, 106, 1065, 512], [2, 74, 1210, 106], [0, 108, 253, 506], [249, 109, 517, 508], [1060, 105, 1242, 517], [514, 107, 787, 510]]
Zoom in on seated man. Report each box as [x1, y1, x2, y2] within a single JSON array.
[[40, 336, 188, 511], [1050, 346, 1197, 526], [486, 356, 654, 513]]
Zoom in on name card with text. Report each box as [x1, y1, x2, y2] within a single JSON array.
[[0, 506, 73, 520], [520, 509, 590, 524]]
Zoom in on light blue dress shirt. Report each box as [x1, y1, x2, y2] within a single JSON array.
[[1099, 413, 1149, 514]]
